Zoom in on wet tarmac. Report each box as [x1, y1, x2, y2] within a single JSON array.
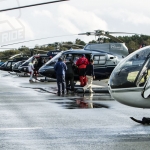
[[0, 71, 150, 150]]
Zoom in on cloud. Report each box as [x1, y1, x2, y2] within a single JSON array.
[[99, 7, 150, 25], [32, 4, 108, 34], [57, 4, 108, 33], [33, 10, 53, 19]]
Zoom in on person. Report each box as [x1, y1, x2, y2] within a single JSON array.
[[33, 59, 38, 80], [37, 57, 43, 71], [54, 57, 67, 95], [42, 58, 48, 81], [28, 59, 35, 82], [76, 54, 89, 86], [83, 59, 95, 93], [65, 58, 75, 94]]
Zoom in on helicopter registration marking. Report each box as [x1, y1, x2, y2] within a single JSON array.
[[110, 44, 123, 50]]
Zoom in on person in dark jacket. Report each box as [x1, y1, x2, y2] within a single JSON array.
[[83, 59, 95, 93], [65, 59, 75, 93], [54, 57, 67, 95], [37, 57, 44, 71]]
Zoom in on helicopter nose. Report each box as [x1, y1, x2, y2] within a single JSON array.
[[39, 66, 54, 77], [39, 67, 48, 76]]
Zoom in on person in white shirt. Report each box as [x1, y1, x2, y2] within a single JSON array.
[[28, 60, 35, 82]]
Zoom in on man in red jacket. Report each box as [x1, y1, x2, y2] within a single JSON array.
[[76, 54, 89, 86]]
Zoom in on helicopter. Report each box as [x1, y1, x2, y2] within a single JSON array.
[[12, 60, 27, 76], [18, 49, 61, 75], [39, 49, 118, 81], [38, 30, 133, 81], [17, 43, 84, 75], [0, 53, 29, 72], [108, 46, 150, 124], [77, 30, 138, 60]]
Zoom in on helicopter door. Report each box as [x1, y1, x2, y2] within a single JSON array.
[[142, 77, 150, 98], [5, 62, 13, 71], [93, 55, 106, 77], [135, 57, 150, 98]]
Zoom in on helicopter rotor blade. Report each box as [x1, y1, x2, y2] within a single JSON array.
[[0, 0, 69, 12], [61, 43, 84, 48], [109, 32, 139, 35], [78, 32, 95, 36], [1, 34, 78, 47], [33, 49, 49, 52], [0, 48, 16, 49]]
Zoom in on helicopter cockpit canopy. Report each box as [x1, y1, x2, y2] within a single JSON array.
[[45, 51, 63, 66], [9, 53, 28, 60], [109, 46, 150, 89]]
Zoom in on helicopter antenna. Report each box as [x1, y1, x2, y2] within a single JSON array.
[[0, 0, 69, 12]]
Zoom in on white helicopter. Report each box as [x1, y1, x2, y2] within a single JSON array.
[[108, 45, 150, 124]]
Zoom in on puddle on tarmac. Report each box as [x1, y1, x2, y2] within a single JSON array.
[[54, 94, 110, 109], [56, 98, 109, 109], [20, 86, 111, 109]]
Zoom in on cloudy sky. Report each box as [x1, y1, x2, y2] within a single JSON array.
[[0, 0, 150, 50]]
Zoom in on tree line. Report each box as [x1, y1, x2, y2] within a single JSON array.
[[0, 35, 150, 61]]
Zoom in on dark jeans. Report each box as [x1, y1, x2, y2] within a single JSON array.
[[56, 74, 66, 93], [66, 74, 74, 92], [78, 68, 86, 76]]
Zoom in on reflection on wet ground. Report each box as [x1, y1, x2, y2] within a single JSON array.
[[50, 93, 112, 109], [20, 85, 113, 109], [56, 99, 109, 109], [1, 74, 10, 77]]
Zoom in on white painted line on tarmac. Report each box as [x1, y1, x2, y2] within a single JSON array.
[[0, 127, 43, 130]]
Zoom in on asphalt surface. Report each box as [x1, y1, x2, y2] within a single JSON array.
[[0, 71, 150, 150]]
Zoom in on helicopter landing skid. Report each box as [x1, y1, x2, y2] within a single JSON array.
[[130, 117, 150, 125]]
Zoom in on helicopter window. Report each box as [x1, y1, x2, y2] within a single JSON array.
[[72, 54, 90, 64], [94, 61, 99, 64], [12, 62, 16, 65], [93, 55, 106, 65], [85, 44, 109, 51], [25, 56, 34, 63], [2, 61, 7, 67], [85, 45, 91, 50], [7, 62, 12, 67], [45, 51, 63, 66], [136, 59, 150, 87], [94, 56, 100, 60], [63, 54, 73, 62]]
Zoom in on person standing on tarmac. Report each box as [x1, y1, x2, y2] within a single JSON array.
[[65, 58, 75, 94], [37, 57, 44, 71], [28, 59, 35, 82], [76, 54, 89, 87], [54, 57, 67, 95], [33, 59, 38, 80], [83, 59, 95, 93]]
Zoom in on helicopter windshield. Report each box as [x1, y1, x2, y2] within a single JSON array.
[[9, 53, 21, 59], [25, 56, 34, 63], [45, 51, 63, 65], [110, 47, 150, 89]]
